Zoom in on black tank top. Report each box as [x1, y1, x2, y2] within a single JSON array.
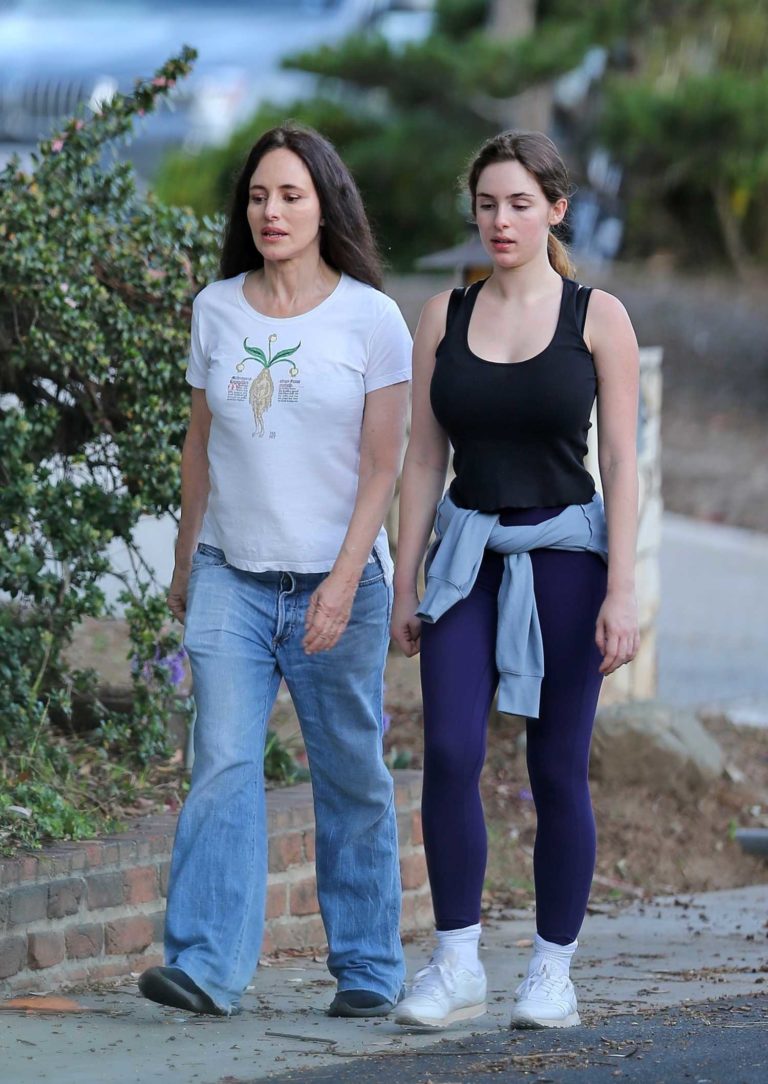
[[430, 276, 597, 511]]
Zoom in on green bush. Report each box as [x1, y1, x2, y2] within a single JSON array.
[[0, 47, 222, 848]]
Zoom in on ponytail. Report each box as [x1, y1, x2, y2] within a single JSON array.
[[547, 232, 575, 278]]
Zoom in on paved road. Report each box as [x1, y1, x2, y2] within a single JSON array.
[[658, 514, 768, 712], [270, 997, 767, 1084]]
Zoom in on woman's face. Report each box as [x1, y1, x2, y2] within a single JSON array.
[[474, 159, 566, 268], [247, 148, 323, 263]]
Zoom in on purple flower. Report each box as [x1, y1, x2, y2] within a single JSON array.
[[132, 645, 187, 688], [518, 787, 533, 802]]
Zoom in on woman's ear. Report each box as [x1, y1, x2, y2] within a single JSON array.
[[549, 197, 568, 227]]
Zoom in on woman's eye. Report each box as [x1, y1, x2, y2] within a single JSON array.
[[479, 203, 495, 210]]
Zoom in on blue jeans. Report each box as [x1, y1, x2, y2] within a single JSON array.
[[164, 544, 404, 1013]]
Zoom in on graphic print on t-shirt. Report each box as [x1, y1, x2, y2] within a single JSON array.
[[227, 333, 301, 437]]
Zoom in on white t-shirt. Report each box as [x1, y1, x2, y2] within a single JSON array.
[[186, 271, 412, 578]]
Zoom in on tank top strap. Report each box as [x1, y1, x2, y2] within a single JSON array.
[[444, 287, 466, 335], [573, 282, 593, 335], [445, 280, 484, 337]]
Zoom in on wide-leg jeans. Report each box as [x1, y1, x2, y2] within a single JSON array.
[[164, 543, 404, 1013]]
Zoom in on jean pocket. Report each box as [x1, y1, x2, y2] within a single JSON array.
[[193, 542, 228, 568], [358, 552, 385, 588]]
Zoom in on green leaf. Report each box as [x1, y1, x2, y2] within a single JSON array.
[[270, 343, 302, 364], [242, 340, 267, 363]]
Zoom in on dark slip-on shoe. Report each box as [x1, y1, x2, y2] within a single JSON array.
[[138, 966, 234, 1016], [328, 988, 398, 1017]]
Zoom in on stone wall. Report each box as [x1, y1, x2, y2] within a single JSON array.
[[0, 771, 431, 996]]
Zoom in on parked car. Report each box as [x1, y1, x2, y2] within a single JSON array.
[[0, 0, 430, 175]]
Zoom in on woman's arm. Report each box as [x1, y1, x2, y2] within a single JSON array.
[[390, 293, 452, 657], [168, 388, 212, 623], [303, 380, 409, 655], [585, 289, 641, 675]]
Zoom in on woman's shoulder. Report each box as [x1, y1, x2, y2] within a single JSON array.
[[582, 286, 631, 323], [192, 274, 243, 312], [343, 276, 411, 328]]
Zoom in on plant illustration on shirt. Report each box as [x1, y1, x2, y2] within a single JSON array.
[[235, 334, 301, 436]]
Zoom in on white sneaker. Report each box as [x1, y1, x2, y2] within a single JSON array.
[[394, 952, 487, 1029], [509, 961, 581, 1028]]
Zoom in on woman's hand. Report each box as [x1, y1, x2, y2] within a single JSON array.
[[303, 573, 356, 654], [595, 589, 640, 675], [167, 565, 191, 624], [390, 590, 423, 657]]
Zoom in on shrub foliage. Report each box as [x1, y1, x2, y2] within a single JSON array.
[[0, 48, 221, 846]]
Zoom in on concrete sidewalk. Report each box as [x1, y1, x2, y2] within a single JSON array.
[[658, 513, 768, 710], [1, 885, 765, 1084]]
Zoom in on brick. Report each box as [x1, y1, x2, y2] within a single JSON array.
[[118, 840, 138, 864], [399, 852, 427, 891], [28, 931, 66, 970], [0, 935, 26, 979], [411, 811, 424, 846], [289, 878, 319, 917], [86, 959, 136, 983], [268, 832, 304, 873], [86, 871, 124, 910], [150, 909, 166, 945], [302, 830, 316, 863], [84, 843, 104, 868], [48, 878, 84, 919], [158, 861, 171, 897], [20, 857, 39, 882], [260, 929, 275, 956], [129, 950, 162, 972], [266, 882, 287, 920], [268, 915, 327, 953], [101, 843, 120, 866], [105, 915, 154, 956], [397, 813, 412, 847], [65, 923, 104, 960], [0, 860, 22, 887], [8, 884, 48, 927], [123, 866, 158, 905]]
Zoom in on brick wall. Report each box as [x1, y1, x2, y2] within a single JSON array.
[[0, 770, 432, 996]]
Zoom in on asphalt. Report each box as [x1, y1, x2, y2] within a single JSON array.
[[1, 885, 766, 1084]]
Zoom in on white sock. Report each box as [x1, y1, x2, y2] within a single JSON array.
[[529, 933, 577, 979], [434, 923, 482, 975]]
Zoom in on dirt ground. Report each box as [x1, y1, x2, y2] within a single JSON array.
[[381, 653, 768, 909]]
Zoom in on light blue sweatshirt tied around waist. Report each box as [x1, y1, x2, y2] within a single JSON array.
[[416, 492, 608, 720]]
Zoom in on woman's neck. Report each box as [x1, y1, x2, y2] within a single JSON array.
[[485, 249, 561, 303], [247, 253, 340, 318]]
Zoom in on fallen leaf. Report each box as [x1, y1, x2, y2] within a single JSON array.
[[1, 996, 84, 1013]]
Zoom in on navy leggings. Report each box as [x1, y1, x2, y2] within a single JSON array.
[[419, 506, 607, 945]]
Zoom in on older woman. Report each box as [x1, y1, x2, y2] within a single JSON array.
[[139, 124, 411, 1018]]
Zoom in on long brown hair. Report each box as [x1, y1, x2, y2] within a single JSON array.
[[466, 130, 575, 278], [219, 124, 383, 289]]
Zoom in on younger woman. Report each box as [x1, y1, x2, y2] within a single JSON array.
[[391, 130, 639, 1029]]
